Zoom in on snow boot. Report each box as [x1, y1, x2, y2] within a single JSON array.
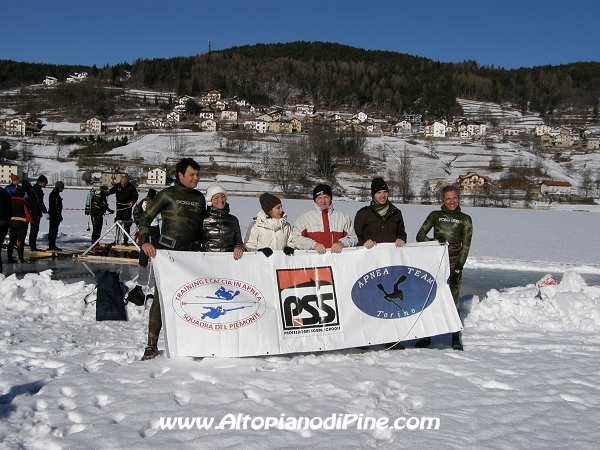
[[452, 332, 463, 351], [415, 337, 431, 348], [141, 345, 159, 361]]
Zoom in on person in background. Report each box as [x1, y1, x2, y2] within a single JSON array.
[[292, 183, 357, 254], [202, 184, 244, 260], [0, 186, 11, 272], [139, 158, 206, 361], [244, 192, 294, 257], [354, 177, 407, 351], [415, 185, 473, 351], [108, 175, 138, 246], [90, 186, 114, 244], [5, 174, 19, 196], [7, 185, 33, 264], [28, 175, 49, 252], [47, 181, 64, 251], [140, 188, 160, 245]]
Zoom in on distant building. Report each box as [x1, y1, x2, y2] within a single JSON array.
[[458, 172, 491, 191], [0, 163, 23, 184], [43, 76, 57, 86], [85, 118, 102, 134], [146, 168, 167, 186], [540, 180, 572, 197], [101, 172, 128, 187], [4, 118, 26, 136]]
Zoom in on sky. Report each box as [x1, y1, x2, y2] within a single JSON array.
[[1, 0, 599, 70]]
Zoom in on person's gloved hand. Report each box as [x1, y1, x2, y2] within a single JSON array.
[[258, 247, 273, 257], [44, 213, 50, 220], [448, 262, 463, 285], [436, 236, 446, 243], [283, 246, 295, 256], [108, 209, 115, 214]]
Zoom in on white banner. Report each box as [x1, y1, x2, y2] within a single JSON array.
[[153, 242, 462, 358]]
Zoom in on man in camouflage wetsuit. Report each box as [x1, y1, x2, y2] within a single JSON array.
[[139, 158, 206, 360], [416, 185, 473, 350]]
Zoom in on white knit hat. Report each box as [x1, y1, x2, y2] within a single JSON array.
[[206, 183, 227, 206]]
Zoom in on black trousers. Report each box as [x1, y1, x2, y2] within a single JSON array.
[[48, 218, 61, 249], [28, 215, 41, 249], [91, 215, 104, 243]]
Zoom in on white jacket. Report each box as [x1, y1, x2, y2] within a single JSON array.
[[244, 210, 293, 251], [292, 203, 358, 250]]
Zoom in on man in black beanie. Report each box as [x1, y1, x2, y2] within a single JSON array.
[[354, 177, 407, 249], [354, 177, 407, 351], [28, 174, 49, 251], [292, 183, 357, 254]]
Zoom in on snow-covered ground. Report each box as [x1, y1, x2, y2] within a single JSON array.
[[1, 191, 600, 449]]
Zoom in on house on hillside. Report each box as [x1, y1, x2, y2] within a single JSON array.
[[4, 118, 27, 136], [393, 120, 412, 133], [199, 119, 217, 132], [0, 163, 23, 184], [43, 76, 58, 86], [220, 109, 238, 122], [146, 168, 167, 186], [101, 172, 128, 187], [458, 172, 491, 191], [540, 180, 572, 197], [424, 121, 446, 138], [117, 122, 138, 133], [85, 118, 102, 134]]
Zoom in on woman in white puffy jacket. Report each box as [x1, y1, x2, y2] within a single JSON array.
[[244, 193, 294, 257]]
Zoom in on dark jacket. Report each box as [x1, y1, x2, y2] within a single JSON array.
[[90, 192, 112, 217], [202, 204, 244, 252], [139, 180, 205, 246], [10, 195, 33, 223], [28, 183, 47, 216], [416, 204, 473, 265], [108, 182, 138, 207], [0, 187, 11, 223], [48, 187, 63, 222], [354, 202, 407, 246]]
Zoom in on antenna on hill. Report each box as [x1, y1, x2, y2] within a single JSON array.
[[207, 40, 212, 62]]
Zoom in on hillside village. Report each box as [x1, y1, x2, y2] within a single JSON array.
[[1, 77, 600, 206]]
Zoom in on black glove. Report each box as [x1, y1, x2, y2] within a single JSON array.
[[283, 246, 295, 256], [139, 250, 149, 268], [108, 209, 115, 214], [448, 262, 463, 285], [258, 247, 273, 257], [436, 236, 446, 243]]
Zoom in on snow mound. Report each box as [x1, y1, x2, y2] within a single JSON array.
[[465, 270, 600, 332]]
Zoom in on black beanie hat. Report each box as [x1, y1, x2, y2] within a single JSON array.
[[313, 184, 333, 201], [259, 192, 281, 214], [37, 174, 48, 184], [148, 188, 157, 198], [371, 177, 388, 197]]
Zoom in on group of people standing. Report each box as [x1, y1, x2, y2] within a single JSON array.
[[0, 174, 65, 271], [137, 157, 473, 360]]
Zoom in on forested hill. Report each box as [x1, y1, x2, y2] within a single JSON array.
[[1, 41, 599, 122]]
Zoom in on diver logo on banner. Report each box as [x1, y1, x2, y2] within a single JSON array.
[[351, 266, 437, 318]]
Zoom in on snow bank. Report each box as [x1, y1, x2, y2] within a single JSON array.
[[465, 270, 600, 332]]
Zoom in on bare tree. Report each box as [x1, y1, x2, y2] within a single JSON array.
[[397, 144, 413, 203], [56, 141, 63, 160], [262, 136, 309, 197], [579, 168, 593, 198]]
